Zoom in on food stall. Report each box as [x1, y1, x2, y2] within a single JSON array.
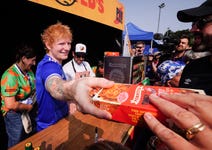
[[1, 0, 125, 75], [2, 1, 134, 149]]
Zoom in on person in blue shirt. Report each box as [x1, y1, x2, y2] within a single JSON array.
[[36, 22, 114, 131], [157, 60, 185, 87]]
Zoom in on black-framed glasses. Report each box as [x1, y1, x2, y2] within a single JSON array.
[[192, 17, 212, 29]]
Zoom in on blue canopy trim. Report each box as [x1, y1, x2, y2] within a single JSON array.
[[122, 22, 153, 41]]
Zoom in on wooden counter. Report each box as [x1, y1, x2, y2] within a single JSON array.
[[9, 111, 132, 150]]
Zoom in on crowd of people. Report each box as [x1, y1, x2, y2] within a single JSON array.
[[1, 0, 212, 149]]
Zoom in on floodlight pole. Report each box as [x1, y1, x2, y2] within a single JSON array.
[[156, 3, 165, 33]]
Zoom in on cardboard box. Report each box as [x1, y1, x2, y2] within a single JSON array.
[[90, 83, 205, 127]]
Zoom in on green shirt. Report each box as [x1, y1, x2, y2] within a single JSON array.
[[1, 64, 35, 114]]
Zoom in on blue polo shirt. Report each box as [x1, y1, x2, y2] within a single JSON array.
[[36, 55, 69, 132]]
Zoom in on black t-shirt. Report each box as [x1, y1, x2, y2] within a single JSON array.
[[179, 55, 212, 95]]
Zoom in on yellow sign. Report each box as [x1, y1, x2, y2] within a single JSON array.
[[28, 0, 124, 30]]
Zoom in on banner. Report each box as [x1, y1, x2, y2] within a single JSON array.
[[28, 0, 124, 30], [122, 25, 132, 56]]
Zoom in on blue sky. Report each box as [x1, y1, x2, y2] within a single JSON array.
[[119, 0, 205, 34]]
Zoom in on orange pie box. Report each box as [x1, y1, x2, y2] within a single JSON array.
[[89, 83, 205, 127]]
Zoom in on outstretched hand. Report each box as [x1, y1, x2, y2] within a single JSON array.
[[70, 77, 114, 120], [144, 93, 212, 150]]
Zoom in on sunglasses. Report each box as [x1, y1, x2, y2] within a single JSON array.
[[192, 17, 212, 29], [136, 46, 144, 49], [75, 53, 86, 58]]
